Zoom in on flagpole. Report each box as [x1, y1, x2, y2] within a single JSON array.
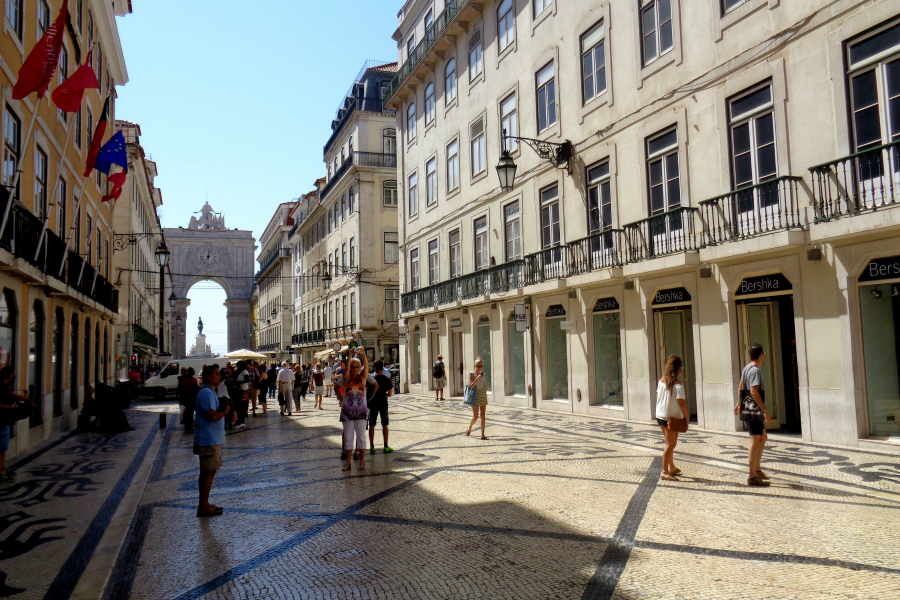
[[91, 192, 119, 296], [34, 110, 76, 261], [77, 179, 104, 287], [0, 99, 42, 242]]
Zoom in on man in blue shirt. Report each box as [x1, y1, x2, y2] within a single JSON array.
[[195, 365, 230, 517]]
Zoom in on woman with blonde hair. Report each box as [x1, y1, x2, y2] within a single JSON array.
[[466, 357, 489, 440], [340, 348, 370, 471], [656, 354, 689, 481]]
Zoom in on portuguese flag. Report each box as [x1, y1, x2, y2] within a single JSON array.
[[84, 96, 109, 177]]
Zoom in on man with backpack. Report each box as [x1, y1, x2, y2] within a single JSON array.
[[433, 354, 446, 401]]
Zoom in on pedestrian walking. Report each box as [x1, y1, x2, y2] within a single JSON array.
[[432, 354, 446, 400], [220, 365, 236, 430], [248, 362, 260, 416], [323, 362, 334, 397], [194, 365, 230, 517], [312, 363, 325, 409], [234, 361, 251, 429], [179, 368, 199, 434], [292, 365, 304, 412], [256, 364, 269, 415], [734, 343, 772, 486], [340, 348, 370, 471], [277, 362, 294, 416], [0, 366, 32, 485], [267, 364, 278, 399], [466, 358, 489, 440], [655, 354, 689, 481], [368, 360, 393, 454], [299, 364, 310, 403]]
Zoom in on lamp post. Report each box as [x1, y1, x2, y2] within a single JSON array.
[[155, 243, 170, 355], [495, 130, 574, 192]]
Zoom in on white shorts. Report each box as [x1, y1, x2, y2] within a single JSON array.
[[315, 386, 325, 395], [342, 419, 367, 450]]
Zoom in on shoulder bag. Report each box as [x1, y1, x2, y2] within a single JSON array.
[[739, 367, 765, 422], [463, 373, 477, 406]]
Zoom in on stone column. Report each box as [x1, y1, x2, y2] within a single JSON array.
[[225, 299, 252, 351]]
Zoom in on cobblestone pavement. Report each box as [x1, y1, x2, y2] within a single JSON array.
[[3, 395, 900, 599]]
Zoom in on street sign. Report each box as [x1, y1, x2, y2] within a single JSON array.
[[398, 326, 407, 344], [514, 304, 528, 333], [332, 342, 341, 352]]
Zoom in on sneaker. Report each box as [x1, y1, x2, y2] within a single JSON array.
[[0, 470, 13, 484], [757, 470, 770, 480], [370, 444, 376, 453], [383, 446, 393, 454], [235, 423, 246, 429], [747, 476, 770, 487]]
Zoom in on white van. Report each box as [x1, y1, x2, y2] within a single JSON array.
[[142, 358, 232, 400]]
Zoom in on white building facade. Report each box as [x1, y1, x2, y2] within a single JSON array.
[[390, 0, 900, 447], [255, 202, 295, 363]]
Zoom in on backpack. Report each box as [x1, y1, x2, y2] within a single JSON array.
[[432, 361, 444, 379]]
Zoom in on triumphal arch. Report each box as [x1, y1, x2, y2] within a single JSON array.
[[164, 203, 256, 357]]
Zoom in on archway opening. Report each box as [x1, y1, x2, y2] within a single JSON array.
[[185, 280, 228, 357]]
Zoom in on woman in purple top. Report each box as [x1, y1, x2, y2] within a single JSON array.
[[340, 348, 369, 472]]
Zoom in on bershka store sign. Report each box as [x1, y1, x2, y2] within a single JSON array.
[[593, 297, 620, 312], [653, 288, 691, 306], [735, 273, 793, 296], [546, 305, 567, 317], [859, 255, 900, 282]]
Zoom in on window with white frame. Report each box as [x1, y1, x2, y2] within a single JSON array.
[[536, 62, 557, 132], [449, 229, 461, 278], [471, 118, 486, 175], [428, 239, 439, 285], [37, 0, 50, 34], [425, 82, 435, 124], [474, 217, 489, 270], [469, 30, 483, 80], [446, 140, 459, 191], [384, 180, 398, 206], [341, 194, 346, 220], [721, 0, 746, 14], [640, 0, 674, 66], [383, 128, 396, 154], [385, 289, 400, 321], [500, 92, 518, 151], [504, 201, 521, 261], [410, 247, 420, 290], [408, 172, 419, 216], [34, 147, 48, 220], [349, 187, 355, 213], [342, 242, 347, 267], [497, 0, 515, 52], [533, 0, 552, 18], [3, 107, 20, 198], [540, 184, 561, 250], [407, 103, 416, 141], [350, 293, 355, 325], [587, 161, 613, 236], [407, 35, 416, 61], [646, 127, 681, 216], [58, 46, 69, 122], [445, 58, 457, 104], [425, 9, 434, 30], [6, 0, 23, 40], [349, 237, 355, 267], [847, 22, 900, 155], [581, 21, 607, 104], [384, 232, 398, 263], [56, 179, 66, 238], [426, 158, 437, 206], [729, 83, 777, 190]]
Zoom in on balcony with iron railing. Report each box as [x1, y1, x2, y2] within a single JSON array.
[[622, 207, 701, 264], [320, 151, 397, 202], [699, 176, 803, 245], [293, 330, 326, 347], [255, 248, 291, 280], [0, 193, 119, 313], [385, 0, 476, 103], [132, 324, 158, 348], [809, 140, 900, 222]]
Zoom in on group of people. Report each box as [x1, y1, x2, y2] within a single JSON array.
[[655, 344, 772, 486], [190, 347, 396, 517]]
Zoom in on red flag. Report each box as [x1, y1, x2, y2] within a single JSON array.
[[84, 97, 109, 177], [51, 51, 98, 112], [12, 0, 69, 100], [101, 171, 126, 202]]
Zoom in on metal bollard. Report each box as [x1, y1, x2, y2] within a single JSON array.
[[159, 413, 166, 429]]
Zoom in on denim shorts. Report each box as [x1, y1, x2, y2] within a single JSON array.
[[0, 425, 10, 452], [655, 418, 668, 428]]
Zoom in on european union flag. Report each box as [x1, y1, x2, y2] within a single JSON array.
[[93, 130, 128, 175]]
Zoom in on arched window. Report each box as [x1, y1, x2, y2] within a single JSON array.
[[0, 290, 17, 369], [53, 308, 64, 417], [70, 315, 79, 409], [83, 318, 91, 390], [28, 301, 45, 427], [468, 30, 483, 80], [445, 58, 457, 105]]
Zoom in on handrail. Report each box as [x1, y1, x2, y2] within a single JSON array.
[[699, 176, 803, 245], [809, 141, 900, 222], [808, 139, 900, 172]]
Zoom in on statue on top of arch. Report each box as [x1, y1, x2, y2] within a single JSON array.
[[189, 202, 227, 230]]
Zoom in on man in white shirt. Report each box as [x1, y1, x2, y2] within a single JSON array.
[[323, 362, 334, 397], [277, 362, 294, 416]]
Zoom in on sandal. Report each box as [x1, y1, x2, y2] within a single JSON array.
[[359, 463, 366, 471], [342, 464, 351, 471], [670, 468, 682, 476], [660, 474, 679, 481], [747, 476, 770, 487], [196, 506, 224, 518], [481, 436, 489, 440]]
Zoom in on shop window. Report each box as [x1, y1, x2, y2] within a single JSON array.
[[28, 301, 45, 428], [507, 313, 526, 396], [860, 282, 900, 438], [546, 314, 568, 400], [53, 308, 64, 417], [592, 310, 622, 406], [411, 327, 422, 384], [477, 320, 492, 391]]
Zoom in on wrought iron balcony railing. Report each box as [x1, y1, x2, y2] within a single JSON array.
[[292, 329, 325, 347], [132, 324, 158, 348], [255, 248, 291, 280], [809, 140, 900, 222], [699, 176, 803, 245], [623, 207, 701, 263], [566, 229, 626, 276]]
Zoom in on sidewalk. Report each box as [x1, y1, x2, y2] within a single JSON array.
[[0, 405, 172, 599]]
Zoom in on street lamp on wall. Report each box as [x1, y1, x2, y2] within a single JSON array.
[[168, 293, 177, 309], [495, 129, 574, 193], [155, 243, 171, 268]]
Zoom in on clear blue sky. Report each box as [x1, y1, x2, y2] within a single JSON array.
[[115, 0, 399, 355]]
